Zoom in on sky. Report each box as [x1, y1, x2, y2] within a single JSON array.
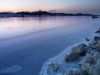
[[0, 0, 100, 14]]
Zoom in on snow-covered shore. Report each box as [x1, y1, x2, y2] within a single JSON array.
[[40, 28, 100, 75]]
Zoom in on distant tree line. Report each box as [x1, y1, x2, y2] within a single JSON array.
[[0, 10, 99, 17]]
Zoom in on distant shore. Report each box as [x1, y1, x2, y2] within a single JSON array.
[[0, 11, 99, 18]]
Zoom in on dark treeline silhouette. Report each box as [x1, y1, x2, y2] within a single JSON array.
[[0, 10, 99, 18]]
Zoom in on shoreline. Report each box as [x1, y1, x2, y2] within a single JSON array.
[[40, 42, 88, 75], [40, 28, 100, 75], [0, 15, 99, 18], [40, 43, 83, 75]]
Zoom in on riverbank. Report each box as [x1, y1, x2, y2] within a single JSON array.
[[40, 28, 100, 75]]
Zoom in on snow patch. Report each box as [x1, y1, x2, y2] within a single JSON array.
[[0, 65, 22, 73]]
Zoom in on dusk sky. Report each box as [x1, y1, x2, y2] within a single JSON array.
[[0, 0, 100, 14]]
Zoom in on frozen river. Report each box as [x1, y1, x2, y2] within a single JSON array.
[[0, 16, 99, 75]]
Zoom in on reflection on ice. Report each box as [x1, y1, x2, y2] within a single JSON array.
[[0, 16, 97, 40]]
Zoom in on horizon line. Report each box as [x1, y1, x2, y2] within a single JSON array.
[[0, 10, 98, 14]]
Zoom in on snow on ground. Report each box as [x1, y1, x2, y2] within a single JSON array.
[[40, 32, 97, 75]]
